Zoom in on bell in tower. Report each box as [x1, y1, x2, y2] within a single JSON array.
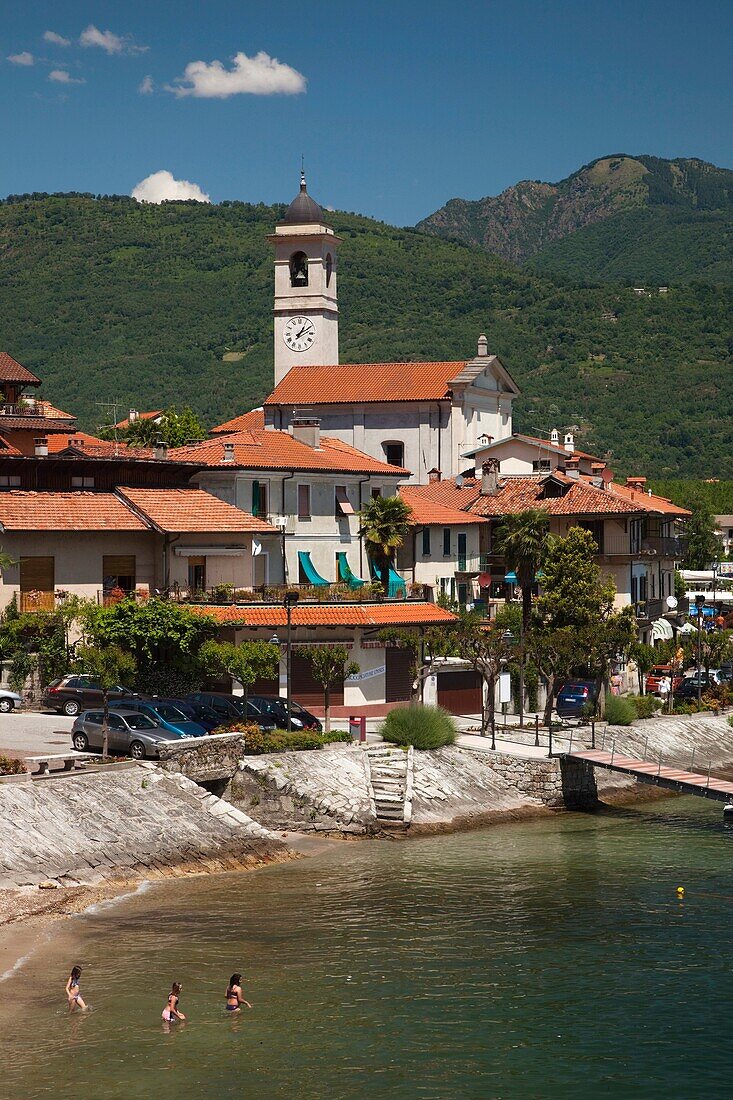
[[268, 173, 342, 385]]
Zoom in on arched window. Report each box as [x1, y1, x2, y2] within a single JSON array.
[[382, 440, 404, 468], [290, 251, 308, 287], [325, 252, 333, 287]]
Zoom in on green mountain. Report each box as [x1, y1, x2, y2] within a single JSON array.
[[0, 191, 732, 477], [416, 155, 733, 281]]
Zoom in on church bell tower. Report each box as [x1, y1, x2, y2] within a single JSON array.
[[268, 173, 341, 386]]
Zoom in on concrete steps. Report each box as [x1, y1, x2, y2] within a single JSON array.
[[364, 744, 414, 826]]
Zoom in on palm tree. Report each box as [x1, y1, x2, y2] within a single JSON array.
[[359, 496, 413, 595], [494, 508, 549, 725], [494, 508, 549, 632]]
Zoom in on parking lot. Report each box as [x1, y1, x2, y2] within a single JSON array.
[[0, 711, 74, 760]]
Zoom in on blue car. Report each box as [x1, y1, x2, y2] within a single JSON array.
[[556, 679, 598, 718], [149, 698, 222, 733], [109, 699, 207, 738]]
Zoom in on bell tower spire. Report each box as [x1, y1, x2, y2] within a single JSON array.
[[267, 173, 341, 386]]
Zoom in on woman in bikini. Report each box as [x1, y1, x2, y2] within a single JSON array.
[[162, 982, 186, 1023], [225, 973, 251, 1012], [65, 966, 87, 1011]]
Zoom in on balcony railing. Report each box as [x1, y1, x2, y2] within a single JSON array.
[[641, 535, 687, 558], [166, 581, 429, 606], [0, 400, 43, 418], [634, 598, 664, 622], [20, 590, 56, 612]]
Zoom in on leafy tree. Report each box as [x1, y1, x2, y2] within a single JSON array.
[[358, 496, 413, 594], [449, 611, 514, 739], [199, 639, 279, 704], [80, 597, 216, 672], [683, 497, 721, 569], [74, 644, 136, 758], [526, 626, 584, 726], [101, 406, 206, 449], [295, 645, 359, 735], [628, 641, 657, 695]]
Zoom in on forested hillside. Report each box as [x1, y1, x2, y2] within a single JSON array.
[[418, 154, 733, 281], [0, 192, 732, 477]]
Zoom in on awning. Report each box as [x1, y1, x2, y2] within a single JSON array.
[[174, 546, 248, 556], [335, 486, 355, 515], [652, 617, 674, 641], [504, 571, 518, 584]]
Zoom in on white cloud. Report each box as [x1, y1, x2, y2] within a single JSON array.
[[49, 69, 85, 85], [79, 24, 147, 55], [131, 170, 210, 204], [7, 52, 34, 66], [44, 31, 71, 46], [168, 50, 306, 98], [138, 74, 154, 95]]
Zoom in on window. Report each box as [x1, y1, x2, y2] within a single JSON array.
[[103, 555, 136, 599], [457, 532, 467, 571], [422, 528, 431, 557], [20, 556, 55, 611], [108, 714, 124, 730], [532, 460, 551, 473], [188, 556, 205, 591], [71, 476, 95, 488], [0, 475, 20, 487], [383, 441, 404, 468], [297, 484, 311, 519], [289, 251, 308, 287], [443, 528, 451, 557], [335, 485, 354, 517], [325, 252, 333, 287], [371, 487, 381, 500], [252, 480, 268, 518]]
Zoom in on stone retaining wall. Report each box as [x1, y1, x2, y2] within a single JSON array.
[[157, 733, 247, 789]]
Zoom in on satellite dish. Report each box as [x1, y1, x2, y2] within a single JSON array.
[[252, 540, 262, 557], [455, 474, 464, 489], [601, 468, 614, 485], [666, 595, 678, 610]]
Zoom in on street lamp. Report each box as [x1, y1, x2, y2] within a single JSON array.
[[269, 590, 300, 732], [695, 592, 706, 707]]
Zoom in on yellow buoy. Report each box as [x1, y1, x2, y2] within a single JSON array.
[[676, 886, 685, 898]]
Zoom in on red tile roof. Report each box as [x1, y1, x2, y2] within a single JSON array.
[[171, 429, 408, 475], [45, 432, 131, 455], [211, 408, 265, 434], [192, 603, 458, 628], [0, 416, 76, 431], [0, 491, 148, 531], [114, 410, 163, 430], [117, 487, 277, 533], [264, 362, 471, 405], [399, 484, 487, 525], [606, 482, 691, 517], [0, 353, 41, 386], [401, 475, 660, 518]]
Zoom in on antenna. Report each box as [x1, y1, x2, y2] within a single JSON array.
[[96, 399, 124, 452]]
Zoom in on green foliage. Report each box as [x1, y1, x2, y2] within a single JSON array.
[[380, 704, 456, 750], [359, 496, 413, 592], [294, 644, 359, 733], [682, 497, 723, 568], [0, 755, 26, 776], [494, 508, 549, 629], [0, 600, 73, 692], [628, 694, 663, 719], [81, 596, 215, 667], [100, 405, 206, 449], [217, 723, 334, 754], [199, 639, 279, 698], [604, 693, 637, 725], [651, 480, 733, 516], [74, 644, 136, 691]]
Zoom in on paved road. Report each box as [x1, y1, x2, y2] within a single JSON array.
[[0, 712, 74, 759]]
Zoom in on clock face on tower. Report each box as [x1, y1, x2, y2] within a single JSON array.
[[283, 316, 316, 352]]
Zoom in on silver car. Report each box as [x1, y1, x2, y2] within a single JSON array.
[[0, 689, 23, 713], [71, 708, 187, 760]]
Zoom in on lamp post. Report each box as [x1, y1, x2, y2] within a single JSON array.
[[695, 592, 706, 708], [270, 591, 300, 732]]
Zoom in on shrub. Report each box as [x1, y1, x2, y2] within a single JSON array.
[[322, 730, 352, 744], [604, 694, 636, 726], [212, 722, 347, 754], [0, 755, 26, 776], [629, 694, 663, 719], [380, 704, 456, 750]]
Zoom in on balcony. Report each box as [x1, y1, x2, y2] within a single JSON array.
[[634, 598, 664, 622], [167, 581, 430, 606], [20, 590, 56, 612], [0, 400, 43, 418], [640, 535, 687, 559]]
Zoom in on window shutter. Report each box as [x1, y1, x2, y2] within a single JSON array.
[[252, 481, 261, 516]]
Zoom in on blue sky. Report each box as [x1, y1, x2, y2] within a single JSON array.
[[2, 0, 732, 225]]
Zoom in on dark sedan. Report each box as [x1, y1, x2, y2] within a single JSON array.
[[249, 695, 323, 732]]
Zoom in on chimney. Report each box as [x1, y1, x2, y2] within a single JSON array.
[[428, 468, 441, 483], [564, 432, 575, 453], [477, 333, 488, 357], [34, 436, 48, 457], [291, 412, 321, 449], [626, 476, 647, 489], [591, 461, 606, 488], [481, 458, 500, 496], [154, 440, 169, 461], [68, 437, 84, 448], [129, 408, 138, 424], [550, 428, 560, 446], [564, 457, 580, 480], [222, 441, 235, 464]]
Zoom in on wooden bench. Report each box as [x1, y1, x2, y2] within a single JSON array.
[[25, 752, 89, 776]]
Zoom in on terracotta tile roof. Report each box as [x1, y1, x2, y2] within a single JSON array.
[[402, 475, 648, 518], [606, 482, 691, 517], [192, 603, 458, 628], [0, 353, 41, 386], [0, 434, 22, 456], [264, 362, 470, 405], [114, 410, 163, 430], [117, 487, 277, 533], [38, 402, 76, 421], [0, 416, 76, 431], [399, 484, 487, 525], [45, 432, 130, 455], [210, 408, 265, 434], [171, 429, 408, 475], [0, 491, 148, 531]]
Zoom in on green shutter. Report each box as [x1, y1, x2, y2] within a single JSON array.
[[252, 480, 260, 516]]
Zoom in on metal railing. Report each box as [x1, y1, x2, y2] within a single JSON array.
[[641, 535, 687, 558], [167, 581, 429, 606], [0, 400, 43, 417], [634, 598, 664, 621]]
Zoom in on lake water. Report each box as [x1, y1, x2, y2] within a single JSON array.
[[3, 798, 733, 1099]]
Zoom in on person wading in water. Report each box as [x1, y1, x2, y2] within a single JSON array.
[[225, 973, 251, 1012]]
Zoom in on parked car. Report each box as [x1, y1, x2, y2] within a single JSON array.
[[148, 698, 222, 732], [0, 688, 23, 713], [673, 679, 706, 701], [42, 675, 135, 717], [71, 709, 188, 759], [109, 699, 207, 738], [645, 665, 683, 695], [556, 679, 598, 719], [249, 695, 323, 732], [683, 668, 724, 685], [185, 691, 276, 731]]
